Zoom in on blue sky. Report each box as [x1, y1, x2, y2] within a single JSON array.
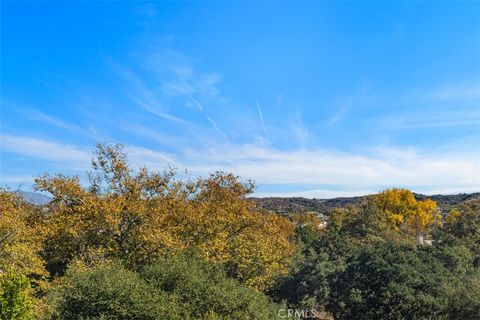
[[1, 1, 479, 198]]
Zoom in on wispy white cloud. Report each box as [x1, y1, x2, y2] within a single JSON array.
[[28, 109, 78, 131], [183, 143, 480, 196], [0, 175, 36, 186], [126, 145, 180, 171], [329, 106, 348, 124], [0, 134, 91, 168], [110, 68, 180, 124], [383, 111, 480, 130], [357, 83, 480, 132], [163, 66, 222, 99], [121, 123, 186, 148], [361, 83, 480, 107], [289, 115, 308, 144], [161, 66, 228, 142], [5, 47, 479, 198], [0, 134, 181, 175], [27, 109, 102, 140], [253, 185, 480, 199], [111, 56, 230, 143], [1, 134, 478, 197], [417, 84, 480, 102], [108, 59, 193, 128], [127, 93, 191, 126]]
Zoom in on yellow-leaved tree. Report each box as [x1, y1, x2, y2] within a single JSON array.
[[35, 143, 295, 290], [0, 191, 47, 283], [0, 191, 48, 318], [328, 189, 441, 241], [370, 188, 441, 236]]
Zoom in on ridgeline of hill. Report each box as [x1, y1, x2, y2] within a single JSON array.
[[20, 190, 479, 214], [251, 192, 480, 214]]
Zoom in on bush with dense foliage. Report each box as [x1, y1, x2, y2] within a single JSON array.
[[47, 262, 178, 320], [47, 252, 282, 320], [0, 271, 35, 320], [0, 192, 47, 284], [328, 244, 451, 319]]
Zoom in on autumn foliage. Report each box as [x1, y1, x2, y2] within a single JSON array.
[[29, 144, 296, 291], [372, 188, 440, 235], [1, 143, 478, 319]]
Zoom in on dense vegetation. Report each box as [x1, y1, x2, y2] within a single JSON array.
[[252, 192, 480, 215], [271, 192, 480, 319], [47, 252, 280, 320], [1, 144, 479, 319]]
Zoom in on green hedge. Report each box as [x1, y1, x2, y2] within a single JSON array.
[[47, 252, 282, 320]]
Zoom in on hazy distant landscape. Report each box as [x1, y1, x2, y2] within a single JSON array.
[[252, 192, 480, 214], [18, 189, 480, 214]]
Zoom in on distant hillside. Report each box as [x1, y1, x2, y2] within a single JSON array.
[[414, 192, 480, 210], [251, 192, 480, 215], [250, 196, 362, 215], [16, 191, 51, 205], [13, 190, 480, 212]]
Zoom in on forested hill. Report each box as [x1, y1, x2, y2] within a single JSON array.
[[251, 192, 480, 214], [19, 190, 480, 213]]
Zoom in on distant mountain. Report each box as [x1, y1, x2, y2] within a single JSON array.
[[13, 190, 480, 212], [414, 192, 480, 210], [250, 196, 362, 214], [251, 192, 480, 215], [16, 191, 52, 205]]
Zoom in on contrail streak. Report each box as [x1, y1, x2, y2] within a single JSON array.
[[256, 98, 267, 136], [192, 98, 230, 143]]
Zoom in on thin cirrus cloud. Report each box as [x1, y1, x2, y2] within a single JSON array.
[[0, 134, 91, 165], [185, 144, 480, 190], [382, 111, 480, 130], [158, 64, 229, 142], [0, 175, 40, 186], [0, 134, 181, 174], [3, 51, 480, 197], [289, 115, 309, 144], [111, 57, 229, 144], [2, 133, 480, 196], [4, 56, 478, 197], [26, 108, 103, 140], [1, 131, 479, 197], [328, 106, 349, 124], [253, 186, 480, 199]]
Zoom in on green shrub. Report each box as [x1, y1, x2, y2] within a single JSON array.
[[48, 263, 184, 320], [142, 251, 282, 320], [441, 273, 480, 320], [328, 244, 451, 320], [47, 252, 282, 320], [0, 271, 34, 320]]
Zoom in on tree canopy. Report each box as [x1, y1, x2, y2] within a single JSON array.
[[1, 143, 478, 319], [34, 144, 295, 290]]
